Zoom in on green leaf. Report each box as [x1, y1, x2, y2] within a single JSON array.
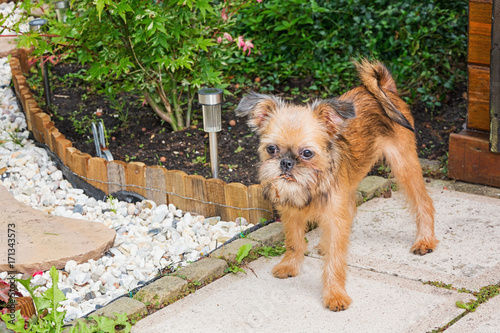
[[94, 0, 113, 21], [91, 315, 120, 332], [115, 3, 133, 23], [196, 37, 216, 52], [236, 243, 253, 263], [456, 300, 476, 312], [1, 310, 26, 332]]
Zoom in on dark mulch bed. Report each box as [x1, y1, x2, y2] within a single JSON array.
[[31, 62, 466, 186]]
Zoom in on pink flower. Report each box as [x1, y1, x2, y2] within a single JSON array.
[[223, 32, 233, 42], [236, 36, 245, 49], [256, 0, 262, 2], [221, 8, 228, 21], [243, 40, 254, 55], [32, 271, 43, 277], [216, 36, 222, 43]]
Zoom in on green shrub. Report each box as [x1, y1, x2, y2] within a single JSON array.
[[229, 0, 468, 107], [11, 0, 259, 131]]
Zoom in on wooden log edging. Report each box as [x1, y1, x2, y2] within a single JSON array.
[[9, 50, 273, 223]]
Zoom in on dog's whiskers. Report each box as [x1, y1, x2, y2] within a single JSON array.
[[264, 175, 297, 199]]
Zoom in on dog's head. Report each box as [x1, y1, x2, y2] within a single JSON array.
[[236, 92, 355, 208]]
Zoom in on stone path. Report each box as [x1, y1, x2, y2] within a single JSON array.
[[129, 181, 500, 332]]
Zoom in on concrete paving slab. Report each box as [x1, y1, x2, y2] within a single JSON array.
[[131, 256, 472, 333], [306, 186, 500, 291], [447, 295, 500, 333], [0, 37, 17, 58]]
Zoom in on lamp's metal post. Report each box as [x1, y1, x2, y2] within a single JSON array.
[[198, 88, 223, 178], [29, 19, 52, 108], [208, 132, 219, 178]]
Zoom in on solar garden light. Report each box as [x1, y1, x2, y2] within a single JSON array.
[[198, 88, 223, 178], [29, 19, 52, 107], [54, 1, 69, 23]]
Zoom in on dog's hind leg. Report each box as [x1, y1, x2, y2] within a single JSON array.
[[383, 135, 438, 255]]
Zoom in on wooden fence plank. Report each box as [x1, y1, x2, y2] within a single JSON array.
[[469, 0, 493, 66], [10, 49, 30, 74], [224, 183, 249, 222], [248, 184, 273, 224], [87, 157, 108, 193], [468, 65, 491, 131], [55, 136, 72, 165], [48, 127, 60, 153], [72, 151, 91, 179], [448, 133, 466, 182], [126, 161, 146, 197], [43, 122, 55, 150], [165, 170, 187, 211], [449, 129, 500, 187], [107, 160, 127, 194], [184, 175, 208, 216], [9, 57, 20, 74], [23, 98, 36, 131], [19, 88, 31, 112], [206, 178, 227, 219], [33, 112, 50, 144], [145, 165, 168, 205]]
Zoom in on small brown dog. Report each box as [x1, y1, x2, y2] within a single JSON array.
[[235, 60, 438, 311]]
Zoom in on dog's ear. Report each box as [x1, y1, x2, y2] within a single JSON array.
[[312, 98, 355, 134], [235, 92, 283, 132]]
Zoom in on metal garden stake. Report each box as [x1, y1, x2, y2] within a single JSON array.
[[92, 122, 114, 161], [29, 19, 51, 107], [198, 88, 223, 178]]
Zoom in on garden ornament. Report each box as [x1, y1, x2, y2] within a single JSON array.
[[198, 88, 223, 178], [55, 1, 69, 23], [29, 19, 52, 107]]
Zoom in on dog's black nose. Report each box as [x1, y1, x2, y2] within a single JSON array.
[[280, 158, 295, 171]]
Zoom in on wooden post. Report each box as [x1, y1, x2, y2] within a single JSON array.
[[87, 157, 109, 193], [224, 183, 249, 222], [48, 128, 61, 153], [33, 112, 50, 144], [145, 166, 168, 205], [184, 175, 208, 216], [56, 137, 72, 165], [126, 162, 146, 197], [490, 0, 500, 152], [248, 184, 273, 224], [107, 161, 127, 194], [206, 178, 227, 219], [71, 151, 91, 179], [165, 170, 187, 211]]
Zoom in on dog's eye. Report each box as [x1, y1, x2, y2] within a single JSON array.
[[301, 149, 314, 159], [266, 145, 278, 155]]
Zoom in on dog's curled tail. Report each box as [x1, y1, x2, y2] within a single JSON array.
[[354, 59, 414, 132]]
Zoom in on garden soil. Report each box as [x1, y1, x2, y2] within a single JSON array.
[[33, 63, 467, 186]]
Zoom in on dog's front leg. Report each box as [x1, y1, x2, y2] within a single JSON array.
[[271, 206, 308, 278], [318, 192, 356, 311]]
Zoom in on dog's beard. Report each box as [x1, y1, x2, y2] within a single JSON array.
[[259, 159, 318, 208]]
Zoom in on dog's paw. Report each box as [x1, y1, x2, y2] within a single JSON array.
[[411, 237, 438, 256], [271, 262, 299, 279], [323, 292, 352, 312]]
